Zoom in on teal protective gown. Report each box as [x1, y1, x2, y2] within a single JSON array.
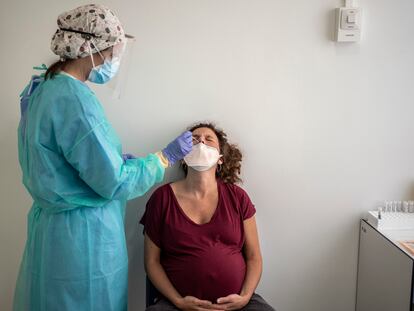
[[13, 73, 165, 311]]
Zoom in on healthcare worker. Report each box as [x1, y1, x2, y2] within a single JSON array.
[[13, 4, 192, 311]]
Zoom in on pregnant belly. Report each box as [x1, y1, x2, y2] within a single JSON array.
[[163, 248, 246, 302]]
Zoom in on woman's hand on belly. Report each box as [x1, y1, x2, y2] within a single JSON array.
[[176, 296, 226, 311], [214, 293, 250, 310]]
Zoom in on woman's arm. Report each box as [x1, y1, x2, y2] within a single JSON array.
[[240, 216, 263, 298], [144, 234, 217, 310], [216, 216, 262, 309]]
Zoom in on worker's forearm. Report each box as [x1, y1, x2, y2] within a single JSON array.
[[146, 261, 183, 306], [240, 257, 262, 298]]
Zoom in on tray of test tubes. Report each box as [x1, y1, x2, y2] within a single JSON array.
[[367, 201, 414, 230]]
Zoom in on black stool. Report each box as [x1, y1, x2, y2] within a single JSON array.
[[146, 276, 160, 307]]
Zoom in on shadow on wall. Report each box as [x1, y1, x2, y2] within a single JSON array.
[[327, 8, 336, 41]]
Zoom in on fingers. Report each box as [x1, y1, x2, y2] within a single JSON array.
[[186, 296, 213, 308], [182, 130, 193, 139], [122, 153, 135, 161], [208, 303, 228, 310], [196, 299, 213, 307], [182, 295, 234, 311], [181, 131, 193, 153], [198, 307, 226, 311], [213, 303, 237, 310], [216, 295, 234, 304], [191, 297, 225, 311], [215, 294, 241, 310]]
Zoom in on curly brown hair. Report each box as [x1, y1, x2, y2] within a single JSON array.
[[181, 122, 243, 184]]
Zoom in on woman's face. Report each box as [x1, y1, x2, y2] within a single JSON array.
[[192, 127, 220, 152]]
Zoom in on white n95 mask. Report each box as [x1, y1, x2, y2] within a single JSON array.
[[184, 143, 221, 171]]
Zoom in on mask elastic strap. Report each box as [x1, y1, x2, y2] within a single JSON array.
[[88, 38, 105, 69]]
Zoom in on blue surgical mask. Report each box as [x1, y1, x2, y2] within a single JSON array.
[[88, 57, 120, 84]]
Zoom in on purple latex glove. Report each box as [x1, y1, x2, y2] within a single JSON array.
[[122, 153, 136, 162], [162, 131, 193, 165]]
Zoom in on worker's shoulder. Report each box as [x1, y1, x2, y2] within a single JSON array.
[[43, 74, 95, 101], [42, 74, 102, 112]]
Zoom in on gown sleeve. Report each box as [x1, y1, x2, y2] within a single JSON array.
[[55, 88, 165, 201]]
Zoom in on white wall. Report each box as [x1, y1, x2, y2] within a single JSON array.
[[2, 0, 414, 310]]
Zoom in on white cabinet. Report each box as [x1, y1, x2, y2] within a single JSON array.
[[356, 220, 414, 311]]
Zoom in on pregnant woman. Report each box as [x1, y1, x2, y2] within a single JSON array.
[[140, 123, 275, 311]]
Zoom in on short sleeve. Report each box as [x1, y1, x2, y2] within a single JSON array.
[[237, 186, 256, 220], [140, 187, 165, 248]]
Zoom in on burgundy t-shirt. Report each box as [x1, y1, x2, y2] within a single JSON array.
[[140, 180, 256, 302]]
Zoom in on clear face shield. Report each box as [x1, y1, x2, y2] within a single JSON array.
[[89, 34, 135, 99], [106, 34, 135, 99]]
